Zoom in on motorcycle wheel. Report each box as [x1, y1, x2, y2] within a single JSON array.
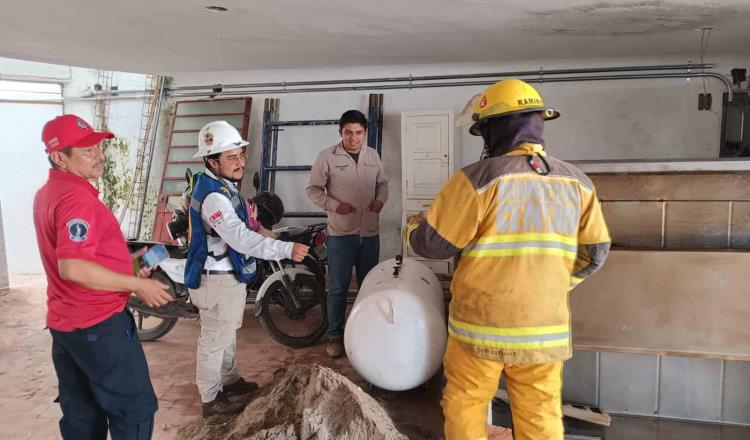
[[257, 273, 327, 348], [128, 271, 179, 342]]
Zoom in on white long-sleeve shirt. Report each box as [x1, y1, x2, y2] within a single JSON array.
[[200, 170, 293, 271]]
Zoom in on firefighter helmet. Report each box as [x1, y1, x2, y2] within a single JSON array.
[[457, 79, 560, 136]]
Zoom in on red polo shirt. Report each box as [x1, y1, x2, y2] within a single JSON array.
[[33, 169, 132, 331]]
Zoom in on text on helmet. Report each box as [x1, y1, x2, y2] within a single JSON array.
[[517, 98, 542, 106]]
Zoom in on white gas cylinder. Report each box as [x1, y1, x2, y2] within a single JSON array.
[[344, 257, 447, 391]]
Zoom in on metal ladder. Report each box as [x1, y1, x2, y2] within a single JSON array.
[[149, 97, 253, 242], [259, 94, 384, 218], [93, 69, 113, 131], [119, 75, 164, 239]]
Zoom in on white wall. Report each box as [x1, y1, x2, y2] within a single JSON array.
[[0, 57, 148, 282], [167, 55, 747, 261], [63, 68, 149, 231], [0, 101, 62, 279]]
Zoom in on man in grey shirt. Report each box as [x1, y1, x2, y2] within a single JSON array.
[[306, 110, 388, 358]]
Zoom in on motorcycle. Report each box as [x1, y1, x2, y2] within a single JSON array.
[[127, 173, 328, 348]]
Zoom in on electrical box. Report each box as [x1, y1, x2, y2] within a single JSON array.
[[720, 92, 750, 157]]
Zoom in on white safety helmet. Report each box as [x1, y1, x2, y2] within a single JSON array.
[[193, 120, 249, 158]]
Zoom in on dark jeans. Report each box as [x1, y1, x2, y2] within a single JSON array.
[[50, 309, 158, 440], [325, 234, 380, 340]]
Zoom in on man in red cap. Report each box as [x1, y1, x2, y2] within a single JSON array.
[[33, 114, 172, 439]]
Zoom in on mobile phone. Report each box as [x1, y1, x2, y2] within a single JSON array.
[[140, 244, 169, 270]]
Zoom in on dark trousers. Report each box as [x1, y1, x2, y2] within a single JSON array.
[[50, 309, 158, 440], [325, 234, 380, 340]]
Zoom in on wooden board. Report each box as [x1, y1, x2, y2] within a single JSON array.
[[495, 389, 611, 427], [570, 250, 750, 360], [590, 173, 750, 202]]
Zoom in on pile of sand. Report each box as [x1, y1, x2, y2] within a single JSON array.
[[177, 364, 408, 440]]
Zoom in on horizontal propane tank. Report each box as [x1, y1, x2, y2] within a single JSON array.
[[344, 256, 447, 391]]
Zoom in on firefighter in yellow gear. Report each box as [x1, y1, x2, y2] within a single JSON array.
[[406, 79, 610, 440]]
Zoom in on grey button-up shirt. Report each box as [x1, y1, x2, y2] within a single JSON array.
[[305, 143, 388, 237]]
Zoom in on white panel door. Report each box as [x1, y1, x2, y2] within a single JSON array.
[[402, 113, 451, 198]]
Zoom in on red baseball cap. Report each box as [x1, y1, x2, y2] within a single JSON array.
[[42, 114, 114, 153]]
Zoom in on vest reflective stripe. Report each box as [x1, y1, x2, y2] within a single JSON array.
[[448, 317, 570, 350], [228, 193, 242, 208], [238, 260, 257, 276], [189, 197, 201, 212], [188, 187, 241, 213], [462, 233, 577, 260], [569, 275, 583, 289]]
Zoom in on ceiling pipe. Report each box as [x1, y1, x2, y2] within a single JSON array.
[[60, 64, 723, 99], [64, 88, 158, 101], [64, 94, 152, 101], [168, 63, 713, 92], [168, 71, 733, 102]]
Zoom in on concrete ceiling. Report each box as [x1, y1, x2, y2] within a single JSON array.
[[1, 0, 749, 74]]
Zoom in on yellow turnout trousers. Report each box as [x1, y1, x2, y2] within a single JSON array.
[[442, 337, 564, 440]]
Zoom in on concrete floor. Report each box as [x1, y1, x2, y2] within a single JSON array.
[[4, 276, 748, 440], [0, 276, 443, 440]]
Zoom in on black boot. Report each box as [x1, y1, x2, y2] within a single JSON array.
[[202, 391, 246, 417], [222, 377, 259, 397]]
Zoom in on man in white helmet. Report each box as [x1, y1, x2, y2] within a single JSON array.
[[185, 121, 309, 416]]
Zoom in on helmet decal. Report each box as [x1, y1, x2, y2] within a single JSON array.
[[204, 131, 214, 146]]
